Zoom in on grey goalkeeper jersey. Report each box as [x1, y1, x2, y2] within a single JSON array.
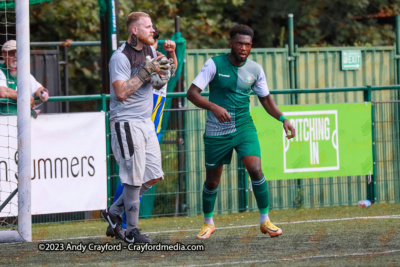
[[109, 42, 157, 122]]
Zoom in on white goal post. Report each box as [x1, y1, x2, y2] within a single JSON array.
[[0, 0, 32, 243]]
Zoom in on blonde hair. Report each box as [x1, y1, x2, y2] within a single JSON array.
[[126, 12, 150, 32]]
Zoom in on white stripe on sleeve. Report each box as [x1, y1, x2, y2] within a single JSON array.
[[252, 69, 269, 97], [191, 58, 216, 91]]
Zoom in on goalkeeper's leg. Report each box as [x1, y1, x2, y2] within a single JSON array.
[[107, 182, 148, 236], [108, 122, 163, 236]]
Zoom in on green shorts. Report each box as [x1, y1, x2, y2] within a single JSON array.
[[204, 128, 261, 169]]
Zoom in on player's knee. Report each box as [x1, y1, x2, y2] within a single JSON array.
[[205, 180, 219, 190], [248, 168, 263, 181]]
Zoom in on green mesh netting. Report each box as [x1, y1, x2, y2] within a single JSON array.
[[0, 0, 52, 9]]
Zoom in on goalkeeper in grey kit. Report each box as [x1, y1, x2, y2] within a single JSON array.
[[102, 11, 175, 244]]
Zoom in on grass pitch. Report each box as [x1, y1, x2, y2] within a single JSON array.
[[1, 203, 400, 266]]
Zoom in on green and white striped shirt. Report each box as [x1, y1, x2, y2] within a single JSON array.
[[192, 54, 269, 136]]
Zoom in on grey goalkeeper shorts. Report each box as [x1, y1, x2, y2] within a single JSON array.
[[111, 119, 164, 186]]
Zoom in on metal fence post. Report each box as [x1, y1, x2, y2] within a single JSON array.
[[175, 16, 185, 216], [63, 45, 69, 112], [237, 158, 247, 212], [101, 94, 112, 206], [363, 85, 372, 102], [288, 13, 302, 208], [365, 86, 376, 203], [396, 14, 400, 85], [288, 14, 295, 91]]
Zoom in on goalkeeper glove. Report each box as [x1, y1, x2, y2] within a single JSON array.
[[137, 55, 171, 83], [148, 70, 171, 89]]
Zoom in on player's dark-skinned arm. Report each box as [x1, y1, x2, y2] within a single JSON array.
[[258, 94, 296, 139], [187, 84, 231, 123]]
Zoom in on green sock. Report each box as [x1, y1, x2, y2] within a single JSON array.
[[252, 175, 269, 215], [203, 182, 218, 218]]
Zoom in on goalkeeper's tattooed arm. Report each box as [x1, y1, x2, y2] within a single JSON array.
[[113, 55, 171, 101], [112, 76, 144, 102]]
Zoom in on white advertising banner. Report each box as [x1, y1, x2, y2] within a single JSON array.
[[0, 112, 107, 216]]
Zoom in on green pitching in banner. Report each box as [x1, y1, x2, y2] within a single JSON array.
[[251, 102, 373, 180]]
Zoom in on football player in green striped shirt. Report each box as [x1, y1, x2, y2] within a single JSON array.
[[187, 24, 295, 239]]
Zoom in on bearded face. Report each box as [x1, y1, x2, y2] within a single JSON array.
[[229, 34, 252, 65], [2, 51, 17, 77], [9, 59, 17, 77], [138, 32, 155, 46], [136, 17, 155, 46]]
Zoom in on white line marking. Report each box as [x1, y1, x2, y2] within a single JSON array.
[[183, 250, 400, 267], [146, 215, 400, 234], [2, 214, 399, 243]]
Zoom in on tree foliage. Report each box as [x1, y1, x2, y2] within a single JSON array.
[[29, 0, 400, 49], [30, 0, 101, 95], [222, 0, 400, 47], [117, 0, 241, 49], [27, 0, 400, 95]]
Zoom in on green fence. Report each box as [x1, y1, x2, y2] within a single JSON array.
[[373, 101, 400, 203], [185, 46, 398, 105], [2, 85, 399, 225], [183, 44, 400, 216], [180, 86, 400, 217]]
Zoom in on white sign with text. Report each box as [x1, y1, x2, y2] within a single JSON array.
[[0, 112, 107, 216]]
